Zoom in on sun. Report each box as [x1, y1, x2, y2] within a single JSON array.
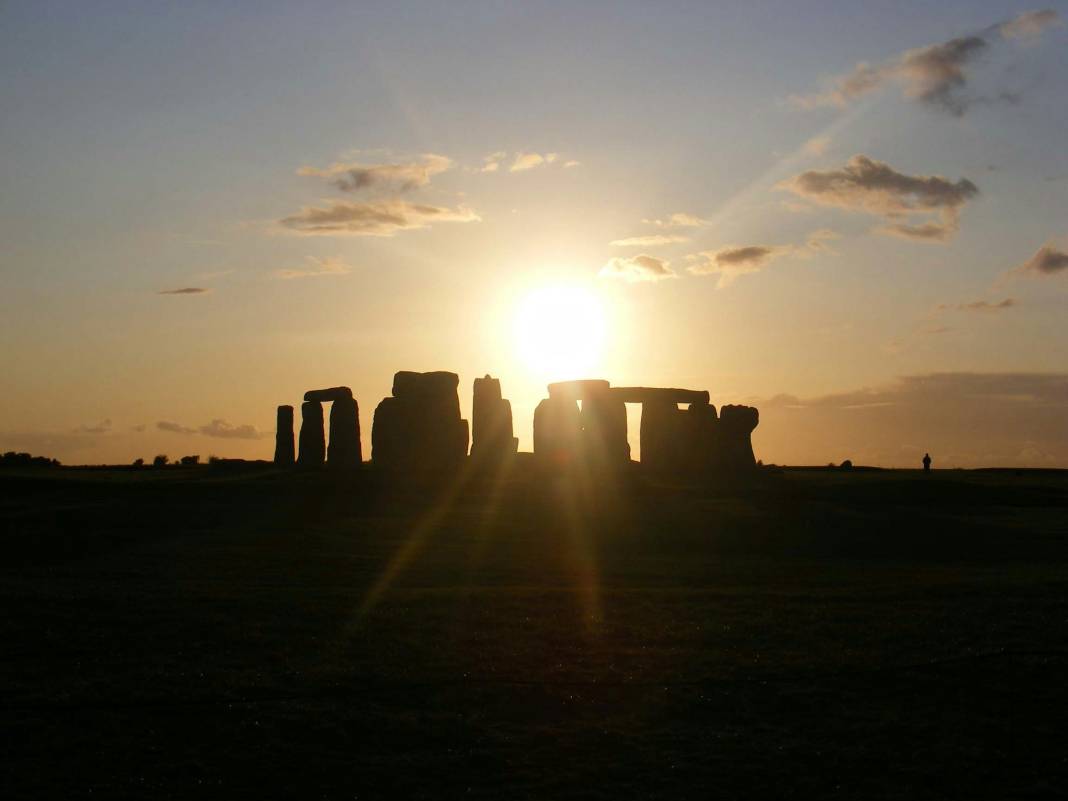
[[513, 285, 608, 381]]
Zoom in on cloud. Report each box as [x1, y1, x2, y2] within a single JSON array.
[[157, 419, 263, 439], [74, 419, 112, 435], [804, 228, 841, 253], [510, 152, 546, 172], [159, 287, 210, 295], [279, 199, 480, 236], [779, 155, 978, 242], [275, 255, 354, 280], [563, 160, 581, 168], [643, 212, 710, 228], [609, 234, 690, 247], [198, 419, 262, 440], [944, 298, 1016, 312], [599, 254, 676, 283], [687, 245, 785, 287], [1017, 244, 1068, 275], [803, 135, 831, 157], [298, 154, 452, 193], [998, 9, 1061, 40], [790, 10, 1060, 115], [480, 151, 507, 173], [757, 372, 1068, 467], [157, 421, 197, 435]]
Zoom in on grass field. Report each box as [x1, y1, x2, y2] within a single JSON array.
[[2, 464, 1067, 799]]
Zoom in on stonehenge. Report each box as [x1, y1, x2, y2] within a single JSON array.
[[278, 386, 363, 468], [535, 380, 630, 469], [372, 370, 469, 471], [327, 395, 361, 467], [533, 379, 758, 473], [273, 372, 759, 477], [718, 404, 759, 471], [471, 375, 518, 465], [304, 386, 353, 404], [274, 405, 295, 466], [297, 400, 325, 466]]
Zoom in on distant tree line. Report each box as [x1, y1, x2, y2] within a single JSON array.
[[0, 451, 61, 468]]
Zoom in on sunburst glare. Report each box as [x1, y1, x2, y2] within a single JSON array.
[[513, 285, 608, 381]]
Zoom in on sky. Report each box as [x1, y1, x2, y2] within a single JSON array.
[[2, 1, 1067, 467]]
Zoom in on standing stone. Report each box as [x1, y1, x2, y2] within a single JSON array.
[[718, 404, 759, 470], [327, 395, 362, 467], [580, 388, 630, 466], [274, 405, 295, 466], [372, 371, 468, 472], [533, 397, 582, 468], [686, 401, 720, 471], [639, 399, 685, 472], [471, 375, 517, 464], [298, 401, 325, 467]]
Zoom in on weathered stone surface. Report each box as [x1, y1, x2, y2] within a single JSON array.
[[718, 404, 759, 470], [686, 401, 720, 471], [304, 386, 353, 403], [471, 375, 517, 463], [533, 397, 582, 467], [639, 399, 687, 471], [580, 392, 630, 465], [297, 401, 325, 467], [392, 371, 459, 399], [612, 387, 710, 406], [547, 379, 611, 401], [327, 395, 362, 467], [274, 405, 295, 466], [372, 371, 468, 471]]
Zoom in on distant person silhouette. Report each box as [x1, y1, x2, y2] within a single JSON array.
[[922, 453, 932, 472]]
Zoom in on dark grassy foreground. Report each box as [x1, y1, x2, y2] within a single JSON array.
[[2, 463, 1067, 800]]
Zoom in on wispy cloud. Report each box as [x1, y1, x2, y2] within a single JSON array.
[[479, 151, 507, 172], [803, 135, 831, 157], [157, 419, 263, 439], [609, 234, 690, 247], [510, 152, 546, 172], [803, 228, 841, 253], [685, 228, 838, 287], [687, 245, 786, 287], [298, 154, 452, 193], [790, 9, 1061, 115], [279, 200, 480, 236], [999, 9, 1061, 40], [643, 212, 710, 228], [158, 287, 210, 295], [599, 254, 676, 283], [198, 419, 262, 440], [940, 298, 1017, 312], [779, 155, 978, 242], [275, 255, 354, 280], [74, 419, 112, 435], [158, 421, 197, 435], [1016, 244, 1068, 275]]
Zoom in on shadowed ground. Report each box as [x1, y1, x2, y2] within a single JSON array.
[[2, 465, 1067, 799]]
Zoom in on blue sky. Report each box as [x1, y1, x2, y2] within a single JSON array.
[[2, 1, 1066, 466]]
